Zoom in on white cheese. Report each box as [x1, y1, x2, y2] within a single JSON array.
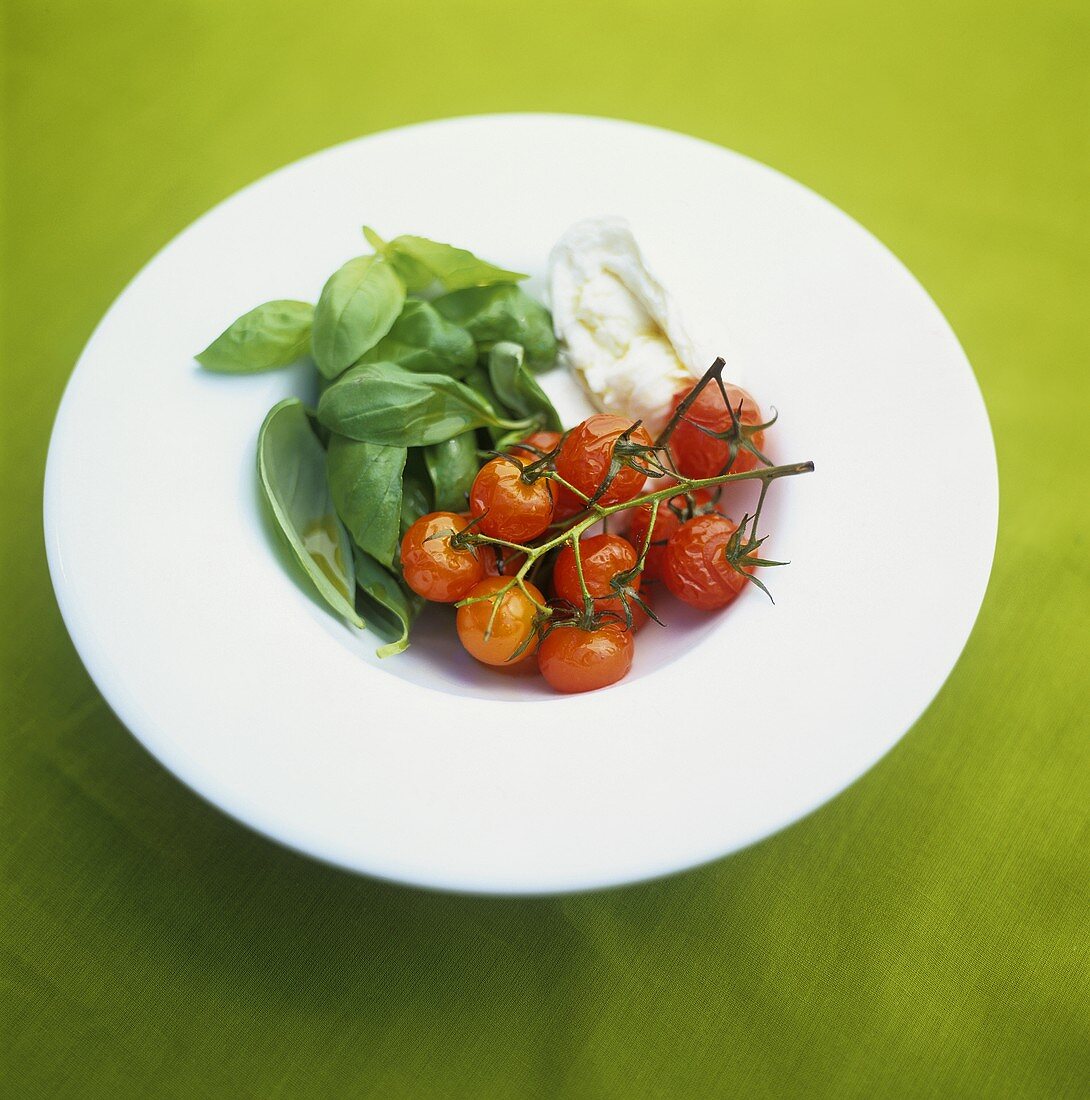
[[548, 217, 699, 434]]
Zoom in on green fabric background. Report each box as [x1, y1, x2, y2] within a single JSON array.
[[3, 2, 1088, 1096]]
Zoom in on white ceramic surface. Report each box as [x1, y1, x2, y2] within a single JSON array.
[[44, 115, 998, 893]]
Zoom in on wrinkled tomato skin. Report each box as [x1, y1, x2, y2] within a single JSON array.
[[668, 383, 765, 479], [662, 514, 751, 610], [555, 414, 655, 507], [628, 487, 717, 581], [537, 625, 634, 693], [552, 534, 640, 617], [456, 577, 544, 666], [470, 457, 555, 542], [400, 512, 483, 603]]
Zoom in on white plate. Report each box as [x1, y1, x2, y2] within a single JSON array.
[[44, 115, 997, 894]]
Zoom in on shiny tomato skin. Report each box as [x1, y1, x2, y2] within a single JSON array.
[[508, 430, 584, 520], [508, 430, 562, 462], [628, 487, 717, 581], [662, 514, 750, 610], [538, 624, 635, 693], [470, 457, 555, 542], [509, 430, 591, 520], [555, 414, 655, 507], [668, 383, 765, 479], [550, 480, 587, 522], [400, 512, 483, 603], [552, 534, 640, 617], [456, 577, 544, 666]]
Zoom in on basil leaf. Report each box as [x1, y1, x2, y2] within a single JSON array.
[[358, 299, 475, 376], [461, 366, 509, 446], [487, 341, 563, 432], [312, 255, 405, 379], [326, 435, 407, 569], [196, 300, 313, 373], [433, 284, 557, 372], [317, 361, 526, 447], [400, 451, 434, 537], [365, 226, 527, 292], [257, 399, 362, 627], [353, 548, 423, 658], [423, 431, 479, 512]]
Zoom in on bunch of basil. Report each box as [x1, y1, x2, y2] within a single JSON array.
[[197, 229, 562, 656]]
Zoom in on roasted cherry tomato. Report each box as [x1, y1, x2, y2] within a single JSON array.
[[553, 534, 640, 618], [481, 545, 528, 577], [508, 430, 562, 462], [510, 430, 584, 520], [668, 382, 765, 479], [400, 511, 483, 603], [628, 486, 717, 581], [456, 577, 545, 666], [662, 514, 752, 610], [555, 414, 655, 507], [537, 623, 635, 693], [470, 457, 555, 542]]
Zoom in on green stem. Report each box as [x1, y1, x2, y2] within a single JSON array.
[[458, 459, 814, 607], [572, 535, 593, 608], [633, 498, 658, 571]]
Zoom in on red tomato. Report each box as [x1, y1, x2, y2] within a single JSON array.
[[456, 577, 544, 666], [550, 480, 588, 522], [538, 624, 635, 693], [470, 457, 555, 542], [508, 430, 562, 462], [668, 382, 765, 479], [628, 487, 717, 581], [509, 430, 586, 521], [555, 414, 655, 507], [400, 512, 483, 603], [662, 514, 751, 610], [552, 534, 640, 618], [604, 588, 653, 633], [481, 545, 528, 577]]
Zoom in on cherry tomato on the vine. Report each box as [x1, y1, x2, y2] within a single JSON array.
[[470, 457, 555, 542], [400, 512, 483, 603], [553, 534, 640, 619], [537, 623, 635, 693], [668, 382, 766, 479], [662, 514, 752, 610], [555, 414, 655, 507], [510, 430, 584, 521], [456, 577, 545, 666], [601, 587, 652, 633], [508, 430, 562, 462], [481, 545, 528, 577], [628, 486, 717, 581]]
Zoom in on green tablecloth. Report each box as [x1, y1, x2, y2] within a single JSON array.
[[4, 2, 1088, 1095]]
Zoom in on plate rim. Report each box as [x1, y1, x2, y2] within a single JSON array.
[[43, 112, 999, 894]]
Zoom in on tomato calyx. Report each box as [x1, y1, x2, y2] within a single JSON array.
[[533, 599, 632, 646], [608, 573, 663, 630], [483, 448, 554, 487], [656, 356, 775, 474], [506, 436, 564, 474], [439, 510, 488, 552], [703, 397, 777, 474], [722, 509, 790, 602], [582, 420, 670, 508]]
